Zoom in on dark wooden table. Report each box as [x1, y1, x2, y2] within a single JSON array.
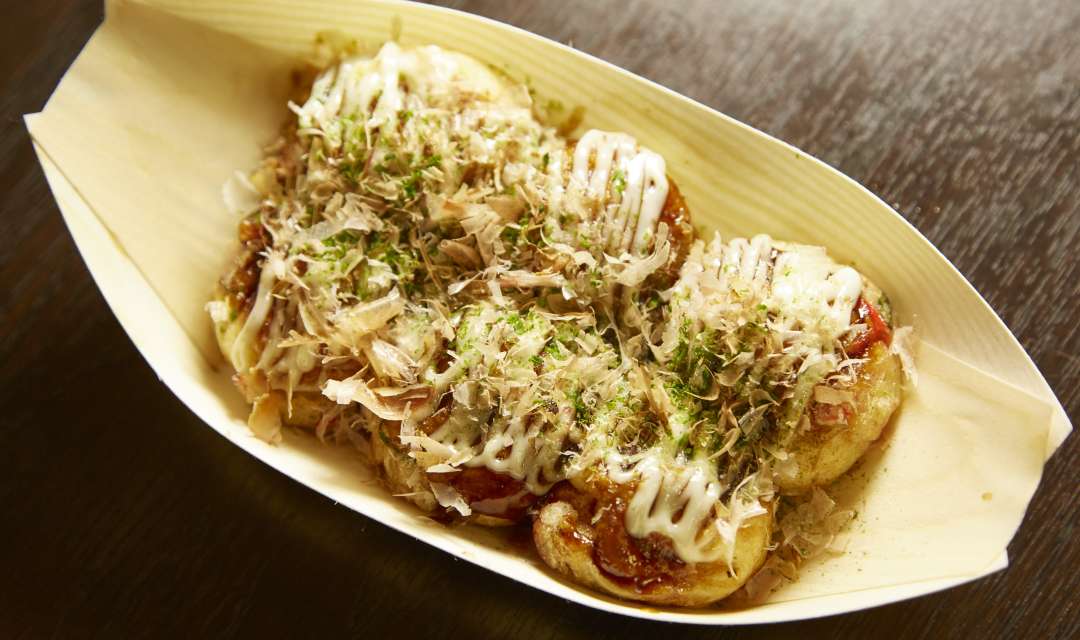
[[3, 1, 1077, 637]]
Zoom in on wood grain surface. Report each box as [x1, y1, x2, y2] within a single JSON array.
[[2, 1, 1077, 637]]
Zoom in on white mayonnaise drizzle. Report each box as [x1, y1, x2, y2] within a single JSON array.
[[428, 393, 565, 494], [675, 233, 863, 362], [296, 42, 511, 146], [299, 42, 413, 134], [769, 243, 863, 346], [603, 449, 767, 565], [567, 130, 669, 256]]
